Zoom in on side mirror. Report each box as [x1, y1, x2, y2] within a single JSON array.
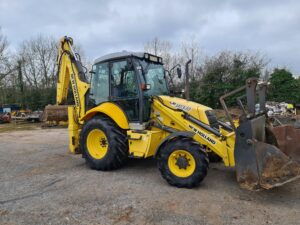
[[89, 65, 96, 75], [177, 67, 182, 79]]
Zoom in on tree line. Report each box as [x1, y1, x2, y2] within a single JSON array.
[[0, 29, 87, 110], [145, 37, 300, 108], [0, 30, 58, 110], [0, 28, 299, 111]]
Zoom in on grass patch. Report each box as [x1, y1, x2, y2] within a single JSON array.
[[0, 121, 41, 133]]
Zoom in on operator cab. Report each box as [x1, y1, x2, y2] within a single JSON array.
[[88, 51, 168, 126]]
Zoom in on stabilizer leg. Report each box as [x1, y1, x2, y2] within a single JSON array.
[[68, 106, 80, 154]]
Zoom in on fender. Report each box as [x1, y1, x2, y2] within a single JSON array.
[[153, 131, 195, 157], [81, 102, 129, 129]]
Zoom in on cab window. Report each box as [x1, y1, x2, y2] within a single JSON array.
[[88, 62, 109, 107], [111, 60, 137, 98]]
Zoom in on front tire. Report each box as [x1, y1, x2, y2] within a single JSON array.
[[157, 137, 209, 188], [80, 116, 128, 170]]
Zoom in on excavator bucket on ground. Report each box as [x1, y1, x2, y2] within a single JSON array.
[[42, 105, 69, 125], [220, 78, 300, 190]]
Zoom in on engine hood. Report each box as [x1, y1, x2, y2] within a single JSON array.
[[157, 95, 213, 124]]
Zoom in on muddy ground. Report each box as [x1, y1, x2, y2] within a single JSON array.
[[0, 126, 299, 225]]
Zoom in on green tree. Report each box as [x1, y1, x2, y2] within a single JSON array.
[[191, 51, 265, 108], [268, 68, 300, 103]]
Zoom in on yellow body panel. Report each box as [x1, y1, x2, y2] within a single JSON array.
[[81, 102, 129, 129], [158, 96, 212, 125], [127, 130, 166, 158]]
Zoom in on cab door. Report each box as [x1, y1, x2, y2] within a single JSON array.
[[110, 60, 140, 122], [87, 62, 109, 109]]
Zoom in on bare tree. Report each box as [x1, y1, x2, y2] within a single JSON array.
[[19, 35, 57, 88], [0, 27, 13, 81], [180, 39, 202, 80], [144, 37, 172, 56], [144, 37, 203, 89], [144, 37, 173, 69], [144, 37, 183, 87]]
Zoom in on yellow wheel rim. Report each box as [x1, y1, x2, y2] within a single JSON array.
[[87, 129, 108, 159], [168, 150, 196, 178]]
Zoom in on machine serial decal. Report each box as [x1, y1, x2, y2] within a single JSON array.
[[189, 124, 216, 145], [170, 102, 192, 112], [71, 73, 80, 107]]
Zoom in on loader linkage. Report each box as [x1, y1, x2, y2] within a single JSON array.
[[221, 78, 300, 190]]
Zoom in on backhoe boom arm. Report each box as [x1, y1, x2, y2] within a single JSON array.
[[56, 36, 89, 120]]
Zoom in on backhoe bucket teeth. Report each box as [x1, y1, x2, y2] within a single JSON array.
[[234, 115, 300, 190]]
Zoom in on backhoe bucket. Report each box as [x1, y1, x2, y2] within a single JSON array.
[[234, 115, 300, 190], [43, 105, 69, 124]]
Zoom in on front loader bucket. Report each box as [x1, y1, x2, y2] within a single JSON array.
[[269, 125, 300, 163], [234, 115, 300, 190]]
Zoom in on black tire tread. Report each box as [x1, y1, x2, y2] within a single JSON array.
[[80, 115, 128, 170], [157, 137, 209, 188]]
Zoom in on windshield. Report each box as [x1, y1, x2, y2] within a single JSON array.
[[138, 59, 169, 96]]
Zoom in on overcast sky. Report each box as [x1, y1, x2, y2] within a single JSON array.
[[1, 0, 300, 74]]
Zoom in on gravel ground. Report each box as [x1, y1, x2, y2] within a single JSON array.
[[0, 128, 299, 225]]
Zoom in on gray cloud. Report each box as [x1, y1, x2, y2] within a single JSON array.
[[1, 0, 300, 74]]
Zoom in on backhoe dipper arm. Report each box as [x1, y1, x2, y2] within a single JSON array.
[[56, 36, 89, 120]]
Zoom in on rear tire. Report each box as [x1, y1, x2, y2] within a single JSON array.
[[157, 137, 209, 188], [80, 116, 128, 170]]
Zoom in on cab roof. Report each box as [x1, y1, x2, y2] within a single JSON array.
[[94, 51, 145, 64]]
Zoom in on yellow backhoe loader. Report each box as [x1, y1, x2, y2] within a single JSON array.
[[45, 36, 300, 190]]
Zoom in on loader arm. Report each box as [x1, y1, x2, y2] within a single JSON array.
[[56, 36, 90, 120], [151, 83, 300, 190], [151, 96, 236, 167]]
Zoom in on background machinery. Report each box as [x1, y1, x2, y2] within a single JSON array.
[[45, 36, 300, 190]]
